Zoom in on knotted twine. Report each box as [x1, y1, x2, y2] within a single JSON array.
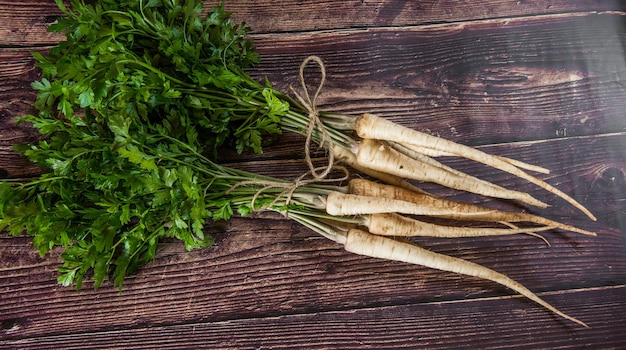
[[227, 56, 348, 212], [289, 55, 336, 180], [227, 165, 349, 213]]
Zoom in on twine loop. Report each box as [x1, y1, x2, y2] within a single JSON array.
[[229, 56, 347, 214], [289, 55, 335, 180]]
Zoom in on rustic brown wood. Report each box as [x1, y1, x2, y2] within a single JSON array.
[[248, 12, 626, 145], [0, 47, 44, 179], [0, 1, 64, 46], [1, 286, 624, 349], [1, 1, 625, 348], [212, 1, 626, 33], [1, 0, 623, 45]]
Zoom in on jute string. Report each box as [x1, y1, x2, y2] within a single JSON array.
[[227, 165, 349, 212], [227, 56, 348, 212], [289, 55, 336, 180]]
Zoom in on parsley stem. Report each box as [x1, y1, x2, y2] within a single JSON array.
[[115, 59, 195, 88], [284, 210, 342, 243], [17, 176, 68, 189]]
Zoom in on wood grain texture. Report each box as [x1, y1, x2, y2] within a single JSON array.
[[248, 12, 626, 145], [1, 1, 623, 46], [1, 1, 625, 348], [208, 0, 626, 33], [0, 209, 626, 339], [2, 14, 625, 147], [0, 1, 64, 46], [2, 286, 625, 349]]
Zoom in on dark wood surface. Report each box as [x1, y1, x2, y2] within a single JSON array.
[[1, 1, 626, 349]]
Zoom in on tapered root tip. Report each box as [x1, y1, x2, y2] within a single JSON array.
[[581, 230, 597, 237], [564, 314, 589, 328], [558, 223, 597, 237], [585, 210, 597, 222], [523, 195, 550, 209]]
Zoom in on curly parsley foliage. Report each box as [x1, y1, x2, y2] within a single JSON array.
[[1, 96, 325, 289], [37, 0, 286, 156], [3, 108, 205, 289], [0, 0, 323, 289]]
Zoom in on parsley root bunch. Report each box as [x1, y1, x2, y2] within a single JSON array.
[[0, 0, 594, 326]]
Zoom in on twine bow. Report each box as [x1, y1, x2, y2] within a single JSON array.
[[227, 56, 349, 213], [289, 55, 336, 180]]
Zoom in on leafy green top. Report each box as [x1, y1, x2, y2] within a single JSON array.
[[37, 0, 289, 156], [0, 0, 323, 290], [1, 94, 314, 289]]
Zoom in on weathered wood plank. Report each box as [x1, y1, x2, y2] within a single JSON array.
[[2, 286, 625, 349], [1, 0, 623, 46], [0, 49, 39, 120], [1, 133, 624, 340], [210, 1, 626, 33], [0, 49, 43, 179], [0, 48, 40, 164], [248, 12, 626, 146], [0, 1, 64, 46]]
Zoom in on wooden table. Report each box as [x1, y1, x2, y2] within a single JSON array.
[[1, 1, 625, 348]]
